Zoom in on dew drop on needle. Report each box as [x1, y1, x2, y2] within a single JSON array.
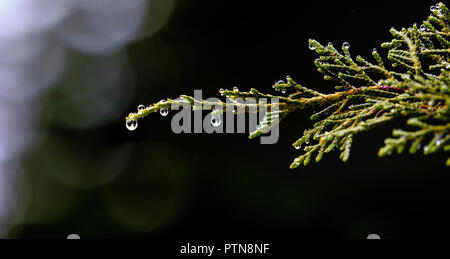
[[137, 104, 146, 111], [210, 114, 221, 127], [160, 108, 169, 116], [126, 120, 138, 131]]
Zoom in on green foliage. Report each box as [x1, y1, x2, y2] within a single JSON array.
[[126, 2, 450, 168]]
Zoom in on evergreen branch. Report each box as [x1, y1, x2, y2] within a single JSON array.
[[126, 2, 450, 168]]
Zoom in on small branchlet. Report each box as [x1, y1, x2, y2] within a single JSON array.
[[126, 2, 450, 168]]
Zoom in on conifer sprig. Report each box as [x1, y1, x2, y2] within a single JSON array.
[[126, 2, 450, 168]]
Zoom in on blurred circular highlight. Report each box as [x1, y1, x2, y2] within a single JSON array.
[[101, 143, 191, 233]]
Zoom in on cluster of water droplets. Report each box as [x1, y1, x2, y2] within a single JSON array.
[[422, 133, 446, 153], [126, 103, 171, 131], [308, 39, 350, 50], [435, 133, 445, 147], [293, 130, 312, 150], [293, 141, 309, 151], [272, 79, 287, 94], [219, 86, 239, 96], [430, 3, 441, 12]]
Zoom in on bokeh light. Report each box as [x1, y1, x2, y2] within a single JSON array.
[[0, 0, 178, 237]]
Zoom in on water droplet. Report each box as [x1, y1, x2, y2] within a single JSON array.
[[233, 86, 239, 92], [67, 234, 81, 239], [295, 145, 301, 150], [219, 88, 224, 95], [367, 234, 380, 239], [372, 48, 377, 53], [160, 108, 169, 116], [272, 84, 276, 89], [210, 114, 221, 127], [430, 5, 437, 11], [436, 139, 442, 146], [343, 42, 350, 49], [137, 104, 146, 111], [420, 24, 426, 31], [126, 120, 138, 131], [327, 42, 333, 47], [277, 80, 285, 85], [424, 146, 429, 152], [281, 90, 286, 94], [308, 42, 315, 50]]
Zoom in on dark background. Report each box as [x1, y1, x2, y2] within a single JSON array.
[[12, 0, 450, 242]]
